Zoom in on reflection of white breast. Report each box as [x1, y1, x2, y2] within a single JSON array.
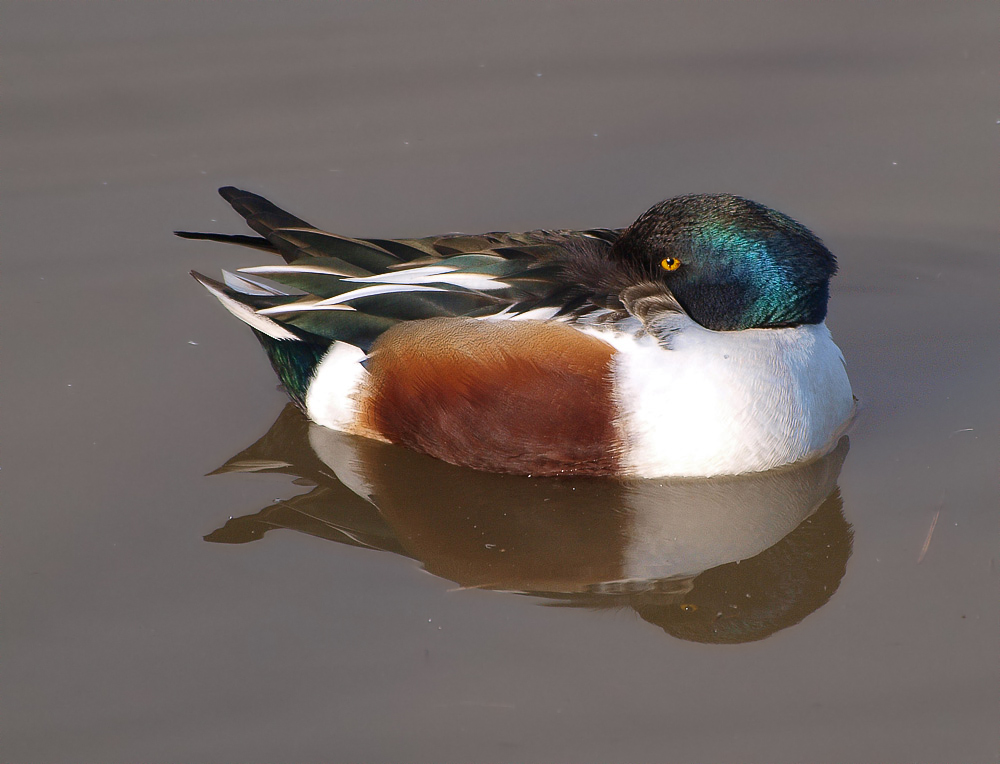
[[306, 415, 848, 592], [620, 443, 846, 580], [599, 320, 853, 478]]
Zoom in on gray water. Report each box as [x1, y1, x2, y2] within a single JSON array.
[[3, 2, 998, 762]]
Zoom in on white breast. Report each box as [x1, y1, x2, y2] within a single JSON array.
[[595, 320, 853, 478]]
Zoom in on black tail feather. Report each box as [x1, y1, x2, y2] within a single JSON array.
[[174, 230, 280, 254], [218, 185, 314, 234]]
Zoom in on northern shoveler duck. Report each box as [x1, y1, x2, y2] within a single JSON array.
[[180, 186, 853, 478]]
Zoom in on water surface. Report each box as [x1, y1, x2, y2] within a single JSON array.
[[3, 2, 997, 762]]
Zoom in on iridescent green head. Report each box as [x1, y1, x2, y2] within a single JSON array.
[[611, 194, 837, 331]]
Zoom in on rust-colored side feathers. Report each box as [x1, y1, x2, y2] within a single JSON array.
[[361, 318, 622, 476]]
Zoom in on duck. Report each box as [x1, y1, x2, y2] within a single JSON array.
[[179, 186, 853, 479]]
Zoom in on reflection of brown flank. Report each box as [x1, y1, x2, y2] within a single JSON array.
[[360, 318, 622, 476]]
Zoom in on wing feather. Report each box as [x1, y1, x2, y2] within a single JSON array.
[[182, 186, 644, 353]]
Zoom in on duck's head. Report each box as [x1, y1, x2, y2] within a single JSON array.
[[610, 194, 837, 331]]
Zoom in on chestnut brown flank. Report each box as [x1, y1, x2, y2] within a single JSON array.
[[360, 318, 623, 476]]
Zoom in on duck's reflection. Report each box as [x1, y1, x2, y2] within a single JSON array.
[[207, 404, 853, 644]]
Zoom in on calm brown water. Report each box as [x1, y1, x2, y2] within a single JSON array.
[[3, 2, 997, 762]]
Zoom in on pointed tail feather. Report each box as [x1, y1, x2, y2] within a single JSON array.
[[191, 270, 302, 341], [174, 230, 280, 255], [192, 271, 332, 406], [218, 185, 315, 236], [181, 186, 407, 267]]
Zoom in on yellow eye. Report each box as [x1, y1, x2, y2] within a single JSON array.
[[680, 603, 698, 612], [660, 257, 682, 272]]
